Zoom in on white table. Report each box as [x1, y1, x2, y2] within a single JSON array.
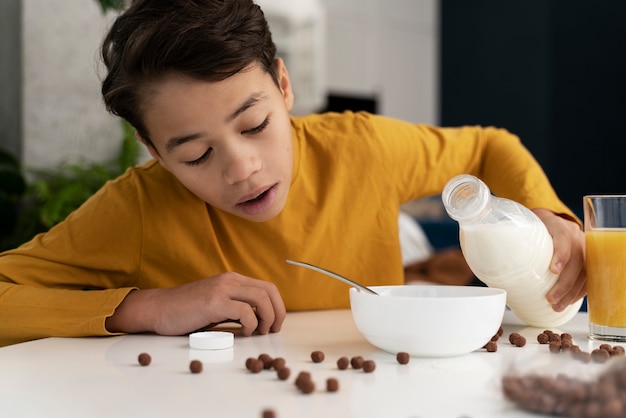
[[0, 309, 620, 418]]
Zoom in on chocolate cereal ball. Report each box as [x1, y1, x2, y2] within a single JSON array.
[[591, 348, 610, 363], [484, 341, 498, 352], [326, 378, 339, 392], [246, 357, 264, 373], [396, 352, 410, 364], [508, 332, 526, 346], [261, 409, 276, 418], [337, 356, 350, 370], [513, 335, 527, 347], [294, 373, 315, 394], [138, 352, 151, 366], [189, 359, 203, 374], [350, 356, 364, 369], [258, 353, 273, 369], [271, 357, 286, 370], [299, 379, 315, 394], [311, 350, 325, 363], [277, 367, 291, 381], [362, 360, 376, 373], [549, 341, 562, 353], [295, 371, 312, 389]]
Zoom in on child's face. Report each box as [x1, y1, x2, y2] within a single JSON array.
[[140, 60, 295, 222]]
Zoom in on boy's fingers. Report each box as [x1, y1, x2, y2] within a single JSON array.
[[219, 300, 259, 337], [229, 281, 285, 335]]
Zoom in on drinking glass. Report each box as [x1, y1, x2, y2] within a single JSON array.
[[584, 195, 626, 341]]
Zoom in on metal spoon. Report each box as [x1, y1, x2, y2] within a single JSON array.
[[286, 259, 379, 295]]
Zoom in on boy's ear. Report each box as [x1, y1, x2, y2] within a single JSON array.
[[275, 58, 294, 112]]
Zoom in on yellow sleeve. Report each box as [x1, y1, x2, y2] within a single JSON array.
[[365, 114, 579, 225], [0, 285, 134, 346], [0, 169, 144, 347]]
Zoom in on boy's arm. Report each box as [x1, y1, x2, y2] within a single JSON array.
[[0, 282, 133, 346], [105, 272, 285, 337], [369, 116, 585, 309]]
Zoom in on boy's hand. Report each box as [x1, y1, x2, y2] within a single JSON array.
[[106, 272, 286, 337], [533, 208, 587, 312]]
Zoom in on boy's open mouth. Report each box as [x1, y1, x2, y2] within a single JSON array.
[[245, 189, 269, 203], [236, 184, 278, 216]]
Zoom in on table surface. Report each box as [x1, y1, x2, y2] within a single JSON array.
[[0, 309, 622, 418]]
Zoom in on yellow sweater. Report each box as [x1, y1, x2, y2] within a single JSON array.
[[0, 112, 575, 346]]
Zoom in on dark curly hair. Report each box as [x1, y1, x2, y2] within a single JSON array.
[[100, 0, 278, 147]]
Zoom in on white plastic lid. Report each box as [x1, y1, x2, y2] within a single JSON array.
[[189, 331, 234, 350]]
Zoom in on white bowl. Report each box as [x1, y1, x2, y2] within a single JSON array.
[[350, 285, 507, 357]]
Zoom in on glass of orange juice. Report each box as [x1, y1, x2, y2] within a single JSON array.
[[584, 195, 626, 342]]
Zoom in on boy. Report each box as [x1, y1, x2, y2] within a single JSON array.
[[0, 0, 585, 347]]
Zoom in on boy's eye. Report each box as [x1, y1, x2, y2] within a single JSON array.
[[243, 117, 269, 135], [185, 148, 212, 166]]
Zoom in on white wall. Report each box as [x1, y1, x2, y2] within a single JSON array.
[[21, 0, 123, 171], [321, 0, 439, 124]]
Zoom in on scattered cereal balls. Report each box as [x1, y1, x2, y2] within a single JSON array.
[[277, 367, 291, 381], [396, 352, 410, 364], [245, 357, 264, 373], [484, 341, 498, 352], [189, 359, 203, 374], [299, 379, 315, 394], [261, 409, 276, 418], [362, 360, 376, 373], [612, 345, 625, 356], [503, 358, 626, 417], [537, 333, 550, 344], [295, 371, 315, 394], [271, 357, 286, 371], [295, 371, 312, 388], [326, 377, 339, 392], [561, 339, 573, 351], [591, 348, 610, 363], [311, 350, 325, 363], [350, 356, 364, 370], [490, 326, 504, 341], [337, 356, 350, 370], [258, 353, 274, 369], [137, 352, 151, 366], [549, 341, 562, 353], [572, 350, 591, 363], [245, 357, 255, 369], [508, 332, 526, 347]]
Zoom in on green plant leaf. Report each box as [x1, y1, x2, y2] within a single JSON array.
[[96, 0, 125, 13]]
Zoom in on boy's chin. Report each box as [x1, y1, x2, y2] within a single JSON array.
[[242, 206, 284, 222]]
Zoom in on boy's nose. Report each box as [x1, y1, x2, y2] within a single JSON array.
[[222, 149, 262, 185]]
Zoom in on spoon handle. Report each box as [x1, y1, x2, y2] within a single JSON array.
[[286, 259, 379, 295]]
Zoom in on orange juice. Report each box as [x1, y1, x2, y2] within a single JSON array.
[[586, 228, 626, 327]]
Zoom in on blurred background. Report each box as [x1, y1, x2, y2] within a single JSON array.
[[0, 0, 624, 248]]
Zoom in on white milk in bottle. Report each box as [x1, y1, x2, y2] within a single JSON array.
[[442, 174, 582, 328]]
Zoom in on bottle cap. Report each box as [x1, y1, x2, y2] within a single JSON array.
[[189, 331, 234, 350]]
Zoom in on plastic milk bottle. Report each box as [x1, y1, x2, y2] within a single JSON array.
[[441, 174, 582, 328]]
